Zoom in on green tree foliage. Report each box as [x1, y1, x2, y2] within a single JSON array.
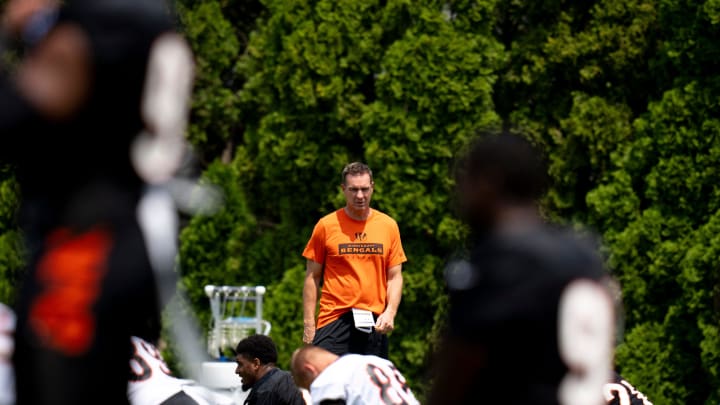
[[586, 83, 720, 403], [175, 0, 265, 164], [494, 0, 658, 220], [0, 165, 22, 305], [0, 0, 717, 402], [177, 0, 503, 398], [175, 0, 720, 402], [263, 264, 305, 368], [492, 0, 720, 402], [178, 160, 256, 327]]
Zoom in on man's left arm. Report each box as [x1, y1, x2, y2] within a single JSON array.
[[375, 264, 402, 334]]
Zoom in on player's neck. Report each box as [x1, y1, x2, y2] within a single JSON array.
[[496, 205, 541, 234], [318, 352, 340, 372], [344, 206, 372, 221], [255, 364, 277, 382]]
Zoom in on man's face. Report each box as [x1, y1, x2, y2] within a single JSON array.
[[342, 173, 373, 213], [235, 354, 260, 387]]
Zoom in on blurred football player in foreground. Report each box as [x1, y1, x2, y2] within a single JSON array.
[[428, 131, 615, 405], [0, 0, 193, 403], [233, 335, 305, 405]]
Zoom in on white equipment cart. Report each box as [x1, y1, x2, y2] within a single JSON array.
[[199, 285, 271, 401]]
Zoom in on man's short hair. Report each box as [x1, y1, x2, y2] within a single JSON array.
[[455, 130, 548, 202], [235, 334, 278, 365], [341, 162, 373, 184]]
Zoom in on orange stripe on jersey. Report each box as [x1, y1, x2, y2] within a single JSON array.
[[29, 227, 112, 356]]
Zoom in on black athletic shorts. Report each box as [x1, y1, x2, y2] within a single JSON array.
[[312, 310, 388, 359]]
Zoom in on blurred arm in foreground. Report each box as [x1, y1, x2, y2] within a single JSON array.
[[0, 1, 196, 403]]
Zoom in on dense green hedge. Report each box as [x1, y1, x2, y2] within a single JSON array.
[[174, 1, 720, 403], [175, 2, 502, 399], [0, 165, 22, 306], [1, 0, 719, 403]]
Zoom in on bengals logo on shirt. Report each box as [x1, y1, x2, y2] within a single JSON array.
[[338, 243, 383, 255]]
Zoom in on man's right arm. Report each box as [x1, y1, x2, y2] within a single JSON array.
[[302, 260, 323, 344]]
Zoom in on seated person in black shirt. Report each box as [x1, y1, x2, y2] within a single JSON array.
[[234, 335, 305, 405]]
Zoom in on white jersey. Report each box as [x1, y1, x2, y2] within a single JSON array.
[[128, 336, 234, 405], [310, 354, 419, 405], [0, 303, 15, 405], [603, 374, 653, 405]]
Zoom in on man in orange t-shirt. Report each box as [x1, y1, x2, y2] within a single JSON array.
[[302, 162, 407, 359]]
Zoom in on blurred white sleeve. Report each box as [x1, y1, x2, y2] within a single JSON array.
[[558, 279, 614, 405]]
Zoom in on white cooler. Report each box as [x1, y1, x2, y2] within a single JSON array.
[[198, 361, 241, 390]]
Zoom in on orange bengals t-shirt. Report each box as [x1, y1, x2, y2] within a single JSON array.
[[302, 208, 407, 329]]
